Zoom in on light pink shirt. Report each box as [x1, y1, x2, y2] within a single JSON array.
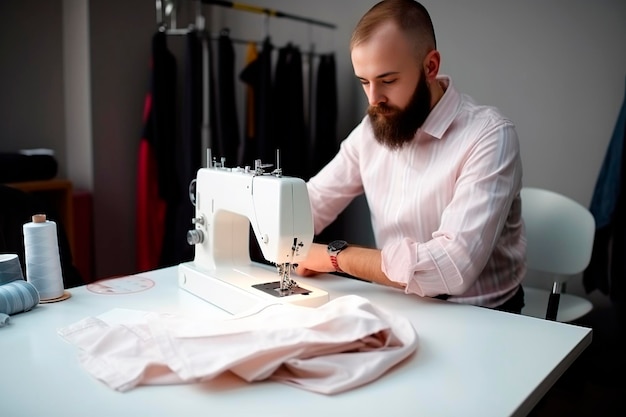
[[307, 75, 526, 308], [58, 295, 417, 394]]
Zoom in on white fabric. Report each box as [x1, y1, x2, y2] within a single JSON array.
[[58, 295, 418, 394]]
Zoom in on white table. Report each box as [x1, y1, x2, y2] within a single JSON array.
[[1, 266, 591, 417]]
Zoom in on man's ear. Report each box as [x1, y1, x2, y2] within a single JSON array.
[[423, 50, 440, 81]]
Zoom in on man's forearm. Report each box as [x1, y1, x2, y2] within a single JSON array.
[[337, 246, 405, 289]]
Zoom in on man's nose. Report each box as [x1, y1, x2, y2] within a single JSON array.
[[367, 85, 386, 106]]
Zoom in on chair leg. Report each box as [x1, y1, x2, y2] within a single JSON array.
[[546, 293, 560, 320], [546, 282, 563, 321]]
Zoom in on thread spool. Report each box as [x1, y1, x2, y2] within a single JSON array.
[[23, 214, 67, 301], [0, 254, 25, 285], [0, 253, 40, 316], [0, 280, 40, 316]]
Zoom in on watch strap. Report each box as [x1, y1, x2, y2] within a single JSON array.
[[330, 255, 343, 273], [327, 240, 348, 273]]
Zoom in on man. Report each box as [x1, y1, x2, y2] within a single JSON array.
[[295, 0, 526, 312]]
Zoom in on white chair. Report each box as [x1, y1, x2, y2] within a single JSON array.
[[520, 187, 595, 322]]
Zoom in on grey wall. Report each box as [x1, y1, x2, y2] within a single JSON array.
[[0, 1, 625, 305], [0, 1, 65, 166]]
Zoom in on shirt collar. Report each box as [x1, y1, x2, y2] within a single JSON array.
[[418, 75, 461, 140]]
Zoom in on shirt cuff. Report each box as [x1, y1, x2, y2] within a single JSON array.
[[381, 237, 464, 297]]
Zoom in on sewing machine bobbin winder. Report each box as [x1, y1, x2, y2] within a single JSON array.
[[178, 150, 329, 314]]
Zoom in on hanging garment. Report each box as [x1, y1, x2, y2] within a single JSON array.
[[273, 43, 307, 179], [215, 30, 240, 166], [136, 31, 178, 272], [312, 53, 338, 179], [161, 30, 205, 268], [584, 78, 626, 307], [58, 295, 418, 394], [179, 31, 203, 200], [240, 37, 275, 165], [240, 42, 259, 166]]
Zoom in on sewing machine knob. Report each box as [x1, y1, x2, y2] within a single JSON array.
[[187, 229, 204, 245], [191, 216, 204, 225]]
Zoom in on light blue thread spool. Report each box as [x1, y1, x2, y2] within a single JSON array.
[[0, 253, 40, 316], [0, 254, 25, 285], [0, 280, 40, 315]]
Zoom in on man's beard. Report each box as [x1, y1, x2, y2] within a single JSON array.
[[368, 75, 432, 150]]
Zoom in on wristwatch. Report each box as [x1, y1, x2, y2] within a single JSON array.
[[327, 240, 348, 273]]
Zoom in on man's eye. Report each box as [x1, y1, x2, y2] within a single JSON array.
[[360, 80, 370, 85], [382, 79, 396, 85]]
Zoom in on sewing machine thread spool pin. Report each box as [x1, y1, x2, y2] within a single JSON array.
[[254, 159, 273, 176], [274, 149, 283, 177]]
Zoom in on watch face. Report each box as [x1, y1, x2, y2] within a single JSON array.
[[328, 240, 348, 253]]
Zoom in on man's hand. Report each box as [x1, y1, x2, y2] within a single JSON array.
[[294, 243, 334, 277]]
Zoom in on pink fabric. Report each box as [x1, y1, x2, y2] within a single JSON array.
[[307, 75, 526, 308], [58, 295, 417, 394]]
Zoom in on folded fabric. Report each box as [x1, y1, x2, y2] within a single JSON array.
[[58, 295, 418, 394]]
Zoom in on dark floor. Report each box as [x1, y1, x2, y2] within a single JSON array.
[[529, 302, 626, 416]]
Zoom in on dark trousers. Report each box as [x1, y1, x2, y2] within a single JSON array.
[[435, 285, 525, 314], [494, 285, 525, 314]]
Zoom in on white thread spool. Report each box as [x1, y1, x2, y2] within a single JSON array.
[[23, 214, 65, 300]]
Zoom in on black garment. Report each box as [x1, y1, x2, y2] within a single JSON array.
[[150, 31, 179, 203], [180, 31, 203, 194], [240, 37, 275, 165], [273, 44, 306, 179], [240, 42, 258, 169], [163, 30, 204, 268], [0, 185, 83, 288], [215, 31, 240, 166], [148, 31, 181, 268], [311, 53, 338, 179]]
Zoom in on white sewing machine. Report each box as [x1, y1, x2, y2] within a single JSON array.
[[178, 152, 329, 314]]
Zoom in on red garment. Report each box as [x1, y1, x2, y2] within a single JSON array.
[[136, 93, 167, 272], [136, 32, 178, 272]]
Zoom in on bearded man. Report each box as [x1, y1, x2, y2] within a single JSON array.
[[296, 0, 526, 312]]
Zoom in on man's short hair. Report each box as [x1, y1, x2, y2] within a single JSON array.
[[350, 0, 437, 59]]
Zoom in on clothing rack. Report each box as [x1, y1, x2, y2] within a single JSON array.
[[156, 1, 336, 31], [153, 0, 336, 167], [144, 0, 338, 267], [201, 0, 336, 29], [199, 1, 336, 159]]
